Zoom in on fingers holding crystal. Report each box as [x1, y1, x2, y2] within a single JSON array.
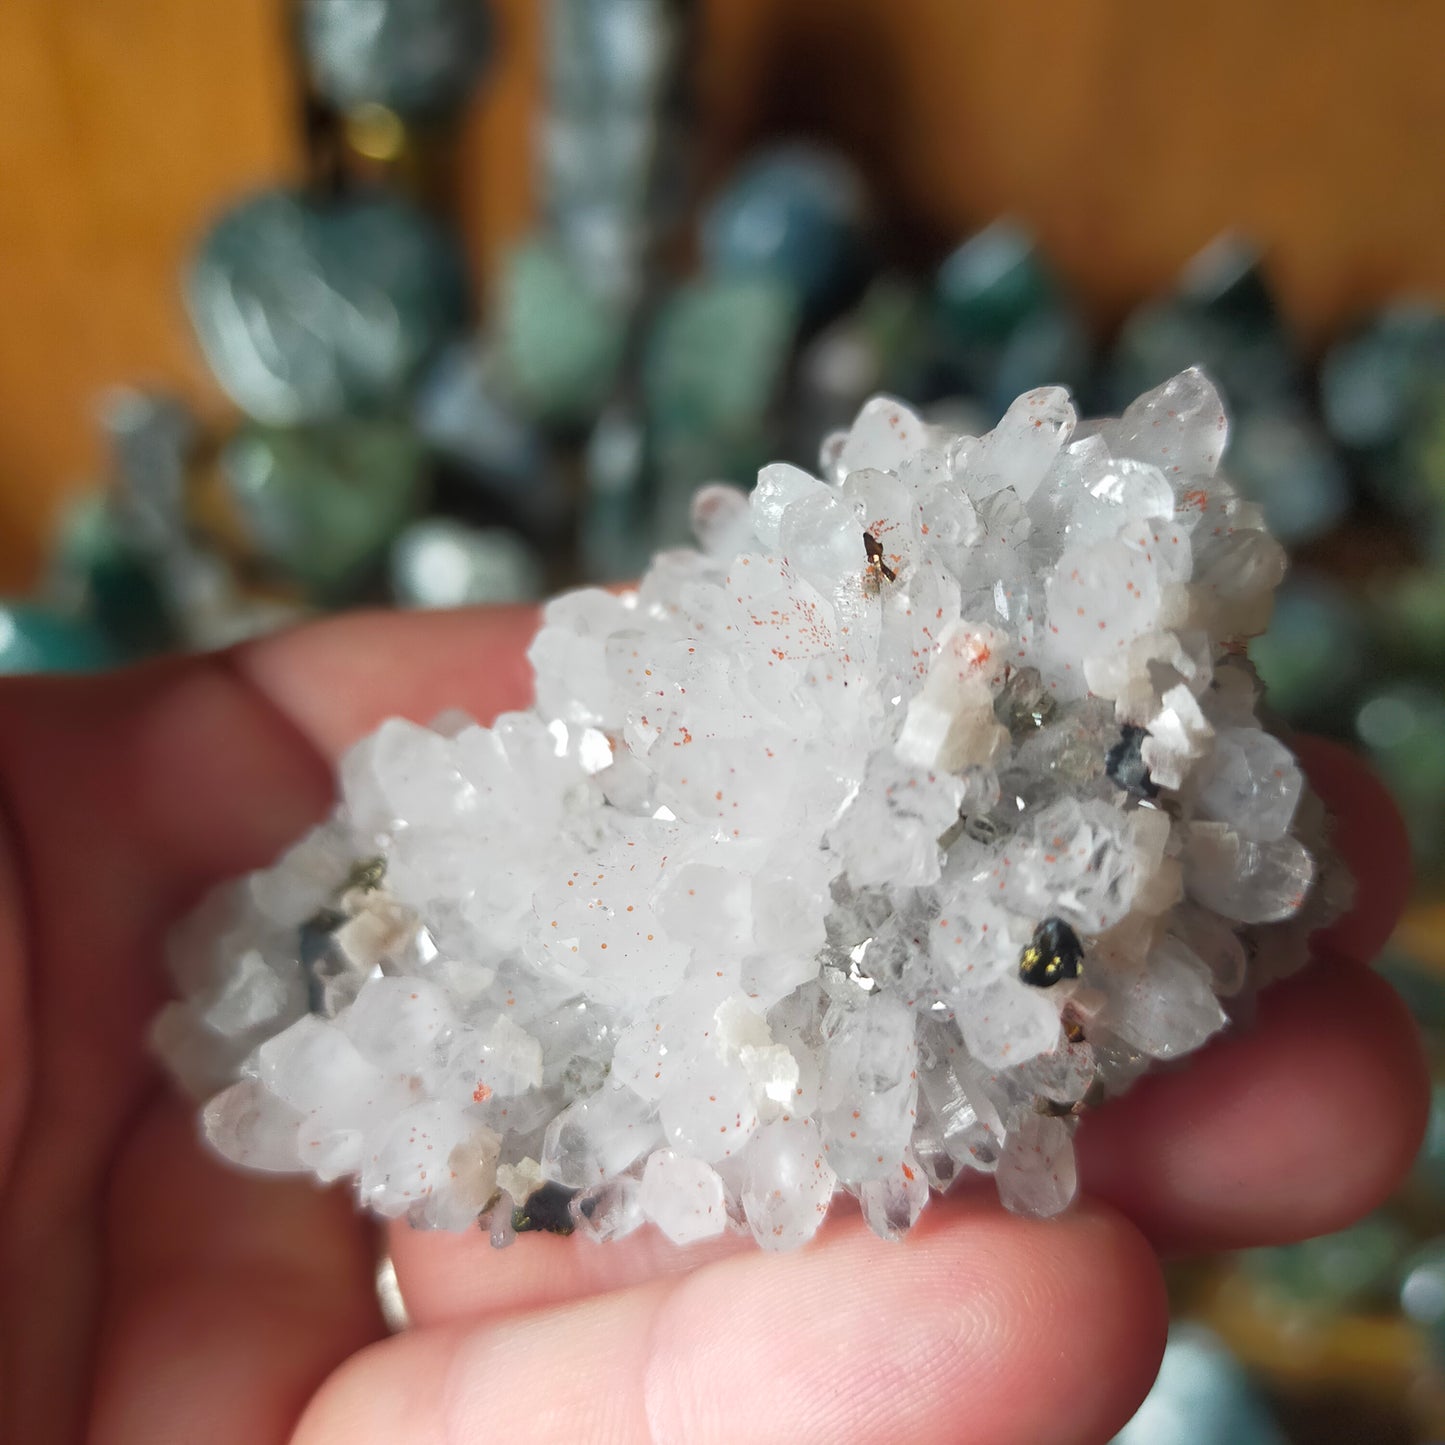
[[230, 604, 540, 764], [1289, 733, 1413, 964], [1077, 951, 1429, 1253], [295, 1201, 1167, 1445]]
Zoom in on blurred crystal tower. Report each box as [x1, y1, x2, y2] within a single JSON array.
[[544, 0, 697, 305]]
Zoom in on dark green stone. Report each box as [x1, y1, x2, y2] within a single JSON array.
[[221, 418, 427, 601], [988, 303, 1092, 419], [188, 189, 468, 425], [0, 601, 121, 674], [1177, 234, 1281, 329], [701, 143, 871, 326], [48, 494, 175, 656], [935, 221, 1058, 348], [1106, 235, 1301, 414]]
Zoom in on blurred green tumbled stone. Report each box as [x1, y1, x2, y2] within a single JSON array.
[[1105, 235, 1301, 415], [1227, 410, 1351, 546], [0, 601, 120, 675], [1320, 302, 1445, 454], [1355, 681, 1445, 867], [935, 220, 1057, 348], [221, 419, 427, 602], [1241, 1214, 1411, 1313], [49, 493, 175, 656], [701, 143, 871, 327], [643, 275, 798, 490], [188, 189, 468, 426], [495, 239, 627, 432]]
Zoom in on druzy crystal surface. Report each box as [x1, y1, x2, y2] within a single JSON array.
[[156, 370, 1343, 1250]]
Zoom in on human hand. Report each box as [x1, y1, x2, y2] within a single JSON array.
[[0, 607, 1426, 1444]]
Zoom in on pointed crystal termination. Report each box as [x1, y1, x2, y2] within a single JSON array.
[[155, 368, 1339, 1248]]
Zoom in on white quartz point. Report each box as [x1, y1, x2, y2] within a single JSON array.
[[751, 462, 829, 549], [571, 1175, 646, 1243], [1184, 823, 1315, 925], [203, 1078, 304, 1172], [975, 386, 1077, 502], [996, 1112, 1078, 1218], [859, 1152, 930, 1242], [541, 1085, 659, 1188], [1104, 936, 1228, 1059], [1046, 539, 1163, 658], [1109, 367, 1229, 481], [691, 483, 752, 557], [640, 1149, 728, 1244], [1195, 727, 1303, 840], [836, 395, 927, 476], [742, 1117, 837, 1250]]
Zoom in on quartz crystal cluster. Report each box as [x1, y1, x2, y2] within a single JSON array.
[[155, 369, 1343, 1250]]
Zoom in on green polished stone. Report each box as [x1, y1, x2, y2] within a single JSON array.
[[0, 601, 120, 674], [935, 220, 1059, 348], [1106, 236, 1301, 414], [221, 419, 427, 601], [643, 275, 798, 498], [701, 143, 871, 326], [495, 238, 627, 432], [1241, 1214, 1410, 1313], [988, 303, 1092, 419], [188, 189, 468, 426], [49, 493, 175, 656]]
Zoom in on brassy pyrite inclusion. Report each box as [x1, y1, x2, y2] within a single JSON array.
[[155, 370, 1343, 1250]]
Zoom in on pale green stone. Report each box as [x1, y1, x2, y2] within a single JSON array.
[[221, 419, 427, 601], [495, 238, 627, 430]]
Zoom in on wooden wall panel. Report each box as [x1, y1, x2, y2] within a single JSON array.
[[2, 0, 1444, 587]]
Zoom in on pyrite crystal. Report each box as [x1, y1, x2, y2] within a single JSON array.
[[156, 371, 1344, 1249]]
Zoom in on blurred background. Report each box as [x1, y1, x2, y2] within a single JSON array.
[[2, 2, 1444, 1437]]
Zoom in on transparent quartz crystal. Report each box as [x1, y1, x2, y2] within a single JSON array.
[[155, 370, 1338, 1248]]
